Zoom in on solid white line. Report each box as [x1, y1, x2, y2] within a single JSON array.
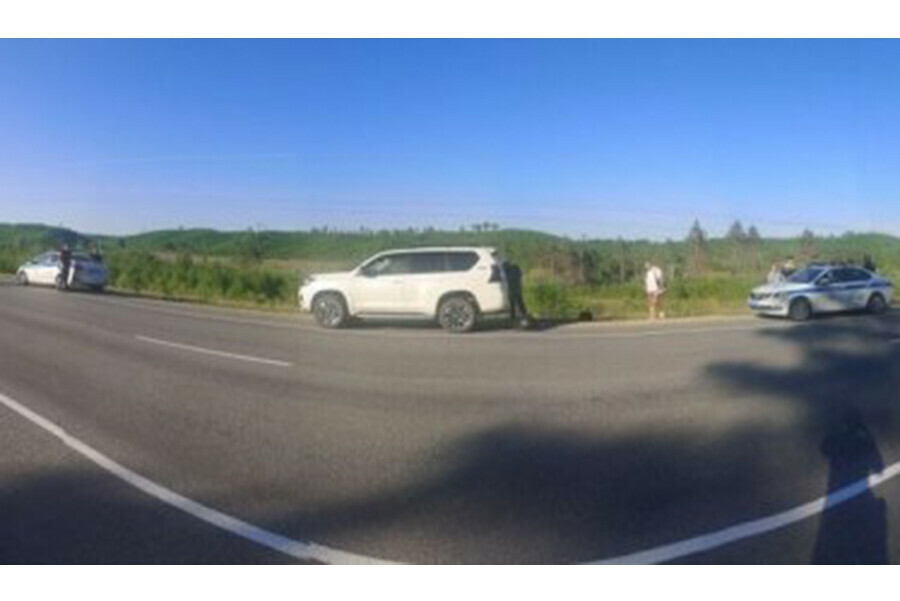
[[0, 391, 391, 565], [63, 290, 774, 341], [590, 462, 900, 565], [4, 384, 900, 565], [135, 335, 293, 367]]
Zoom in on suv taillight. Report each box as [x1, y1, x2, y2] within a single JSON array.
[[489, 265, 502, 283]]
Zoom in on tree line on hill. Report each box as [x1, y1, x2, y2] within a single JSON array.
[[2, 221, 898, 315]]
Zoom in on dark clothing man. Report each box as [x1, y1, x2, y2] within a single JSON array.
[[502, 261, 529, 328], [863, 254, 877, 273], [59, 245, 72, 289]]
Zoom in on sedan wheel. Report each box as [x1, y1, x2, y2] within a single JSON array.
[[867, 293, 887, 314], [788, 297, 812, 321]]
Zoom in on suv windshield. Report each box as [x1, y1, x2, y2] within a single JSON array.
[[787, 267, 825, 284]]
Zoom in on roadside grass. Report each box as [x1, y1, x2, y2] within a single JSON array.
[[523, 275, 758, 321], [3, 247, 895, 322]]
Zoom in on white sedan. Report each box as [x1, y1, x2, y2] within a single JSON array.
[[748, 264, 893, 321], [16, 251, 109, 291]]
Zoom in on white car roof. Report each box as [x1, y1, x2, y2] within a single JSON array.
[[374, 246, 497, 254]]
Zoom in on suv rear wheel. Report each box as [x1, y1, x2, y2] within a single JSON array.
[[438, 295, 478, 333], [313, 292, 349, 328]]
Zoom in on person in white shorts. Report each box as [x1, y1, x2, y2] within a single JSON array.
[[644, 261, 665, 320]]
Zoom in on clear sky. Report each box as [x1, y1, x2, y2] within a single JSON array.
[[1, 39, 899, 239]]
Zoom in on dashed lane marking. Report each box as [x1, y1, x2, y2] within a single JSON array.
[[135, 335, 293, 367]]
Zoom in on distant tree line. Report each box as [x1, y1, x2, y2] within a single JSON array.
[[2, 221, 898, 317]]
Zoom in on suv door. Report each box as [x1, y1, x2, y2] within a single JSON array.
[[352, 252, 415, 314], [405, 252, 451, 315]]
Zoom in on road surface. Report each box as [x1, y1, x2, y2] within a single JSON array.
[[1, 281, 899, 563]]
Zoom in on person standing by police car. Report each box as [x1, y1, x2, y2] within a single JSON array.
[[58, 243, 73, 290]]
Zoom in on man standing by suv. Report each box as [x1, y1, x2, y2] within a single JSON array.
[[503, 260, 530, 329]]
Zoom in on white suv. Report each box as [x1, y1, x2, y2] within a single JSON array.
[[299, 247, 509, 332]]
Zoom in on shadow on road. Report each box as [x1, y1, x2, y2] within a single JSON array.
[[812, 409, 888, 564], [269, 314, 899, 563], [3, 315, 898, 564], [341, 315, 583, 333], [0, 470, 298, 564], [704, 315, 898, 564]]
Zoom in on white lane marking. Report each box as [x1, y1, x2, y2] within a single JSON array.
[[591, 462, 900, 565], [68, 293, 317, 332], [58, 288, 899, 342], [135, 335, 293, 367], [51, 288, 777, 341], [4, 382, 900, 565], [87, 294, 773, 341], [0, 390, 391, 565]]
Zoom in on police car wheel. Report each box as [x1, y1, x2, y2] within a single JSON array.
[[867, 293, 887, 314], [788, 298, 812, 321]]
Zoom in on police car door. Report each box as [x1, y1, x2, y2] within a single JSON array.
[[841, 268, 874, 309], [820, 268, 857, 311], [813, 269, 847, 312]]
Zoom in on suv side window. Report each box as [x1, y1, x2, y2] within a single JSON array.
[[409, 252, 447, 274], [362, 253, 414, 276], [446, 251, 478, 272]]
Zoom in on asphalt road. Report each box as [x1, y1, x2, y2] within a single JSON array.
[[2, 281, 900, 564]]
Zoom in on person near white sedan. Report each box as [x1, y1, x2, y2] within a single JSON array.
[[748, 263, 893, 321]]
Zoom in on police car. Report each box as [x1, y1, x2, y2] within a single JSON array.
[[748, 263, 893, 321]]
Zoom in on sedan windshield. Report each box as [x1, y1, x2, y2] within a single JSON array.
[[787, 267, 824, 284]]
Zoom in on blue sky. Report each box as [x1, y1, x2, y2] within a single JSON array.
[[1, 39, 898, 239]]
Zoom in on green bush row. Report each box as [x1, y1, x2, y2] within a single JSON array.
[[106, 252, 297, 306]]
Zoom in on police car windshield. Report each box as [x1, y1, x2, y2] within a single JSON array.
[[787, 267, 824, 284]]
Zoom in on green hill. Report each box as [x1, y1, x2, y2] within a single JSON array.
[[2, 222, 898, 319]]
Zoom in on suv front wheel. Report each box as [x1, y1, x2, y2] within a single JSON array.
[[438, 295, 478, 333], [313, 292, 349, 328]]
